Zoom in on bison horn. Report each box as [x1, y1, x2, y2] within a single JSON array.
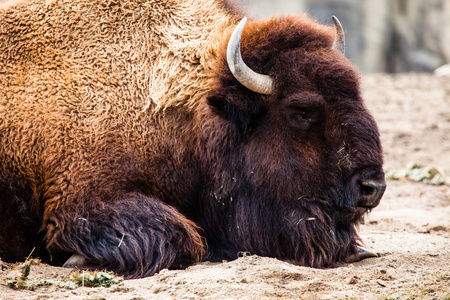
[[331, 16, 345, 55], [227, 17, 274, 95], [345, 246, 378, 263]]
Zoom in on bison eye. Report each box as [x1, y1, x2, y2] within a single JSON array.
[[293, 113, 311, 122], [290, 113, 311, 124], [283, 93, 325, 131], [286, 109, 321, 130], [288, 114, 312, 130]]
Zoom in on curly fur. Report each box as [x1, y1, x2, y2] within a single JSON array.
[[0, 0, 384, 278]]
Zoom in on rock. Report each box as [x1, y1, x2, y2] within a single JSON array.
[[434, 64, 450, 77]]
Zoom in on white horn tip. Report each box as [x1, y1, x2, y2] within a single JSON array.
[[331, 16, 345, 55]]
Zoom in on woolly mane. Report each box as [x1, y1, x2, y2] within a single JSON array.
[[0, 0, 238, 112]]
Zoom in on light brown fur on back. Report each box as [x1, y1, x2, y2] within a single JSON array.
[[0, 0, 237, 111], [0, 0, 237, 195]]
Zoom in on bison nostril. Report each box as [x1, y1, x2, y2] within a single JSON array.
[[358, 179, 386, 208], [360, 181, 376, 196]]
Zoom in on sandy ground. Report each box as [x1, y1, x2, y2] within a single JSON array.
[[0, 73, 449, 299]]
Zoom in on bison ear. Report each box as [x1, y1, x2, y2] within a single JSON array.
[[207, 93, 262, 133]]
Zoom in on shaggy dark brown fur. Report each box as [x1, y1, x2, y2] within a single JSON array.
[[0, 0, 384, 278]]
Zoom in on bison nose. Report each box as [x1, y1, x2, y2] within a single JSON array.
[[351, 171, 386, 209]]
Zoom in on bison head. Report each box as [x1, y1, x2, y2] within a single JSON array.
[[200, 15, 385, 267]]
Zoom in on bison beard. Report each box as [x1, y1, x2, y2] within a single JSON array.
[[0, 0, 385, 278]]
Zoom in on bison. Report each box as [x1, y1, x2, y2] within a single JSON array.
[[0, 0, 386, 278]]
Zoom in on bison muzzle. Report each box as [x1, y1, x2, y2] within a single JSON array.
[[0, 0, 386, 278]]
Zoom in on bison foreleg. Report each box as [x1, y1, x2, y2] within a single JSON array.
[[45, 193, 204, 278]]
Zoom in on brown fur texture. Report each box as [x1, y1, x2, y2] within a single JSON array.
[[0, 0, 384, 278]]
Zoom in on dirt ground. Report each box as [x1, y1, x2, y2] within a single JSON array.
[[0, 73, 449, 299]]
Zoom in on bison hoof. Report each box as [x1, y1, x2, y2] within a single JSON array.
[[345, 246, 378, 263], [63, 254, 87, 268]]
